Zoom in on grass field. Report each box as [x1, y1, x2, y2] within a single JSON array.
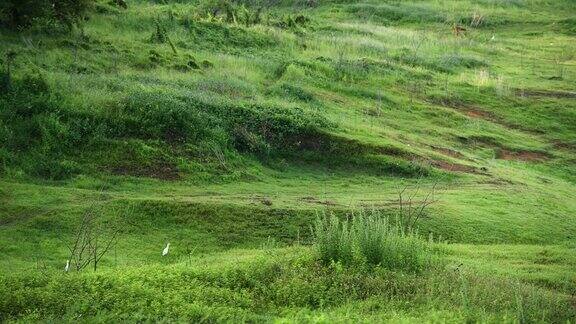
[[1, 0, 575, 322]]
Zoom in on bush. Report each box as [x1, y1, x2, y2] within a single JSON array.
[[28, 158, 80, 180], [108, 92, 219, 143], [313, 210, 431, 272], [0, 0, 94, 30], [313, 214, 354, 265]]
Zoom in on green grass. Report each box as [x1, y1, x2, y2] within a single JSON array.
[[1, 247, 574, 322], [1, 0, 576, 321]]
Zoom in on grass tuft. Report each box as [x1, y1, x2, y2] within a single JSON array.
[[314, 210, 431, 272]]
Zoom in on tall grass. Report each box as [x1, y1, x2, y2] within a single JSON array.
[[313, 210, 430, 272], [313, 214, 354, 265]]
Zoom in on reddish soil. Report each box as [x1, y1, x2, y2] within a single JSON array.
[[464, 108, 494, 120], [495, 149, 549, 162]]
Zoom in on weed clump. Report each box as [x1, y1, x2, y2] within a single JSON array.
[[314, 211, 431, 272]]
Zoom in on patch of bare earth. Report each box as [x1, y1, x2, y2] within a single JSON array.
[[495, 149, 549, 162]]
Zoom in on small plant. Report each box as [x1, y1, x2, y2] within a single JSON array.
[[470, 11, 484, 27], [313, 214, 354, 265], [397, 182, 438, 231]]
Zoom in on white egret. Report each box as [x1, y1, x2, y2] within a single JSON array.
[[490, 34, 495, 41], [65, 260, 70, 272], [162, 243, 170, 256]]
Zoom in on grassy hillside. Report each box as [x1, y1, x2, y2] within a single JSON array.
[[1, 0, 575, 322]]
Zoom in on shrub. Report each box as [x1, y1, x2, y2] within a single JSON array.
[[0, 0, 94, 30], [27, 158, 80, 180], [313, 210, 431, 272], [313, 215, 354, 265], [108, 92, 218, 143]]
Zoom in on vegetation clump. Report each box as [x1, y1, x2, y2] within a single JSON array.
[[314, 211, 431, 272], [0, 0, 94, 30]]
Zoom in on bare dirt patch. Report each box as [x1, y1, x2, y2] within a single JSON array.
[[495, 149, 549, 162], [428, 97, 494, 121], [463, 108, 494, 120]]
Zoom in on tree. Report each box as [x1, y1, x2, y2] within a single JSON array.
[[64, 197, 124, 272]]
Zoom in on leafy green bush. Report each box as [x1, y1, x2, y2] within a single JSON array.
[[345, 3, 443, 24], [180, 20, 275, 51], [108, 92, 218, 143], [313, 211, 431, 272], [0, 0, 94, 30], [0, 73, 56, 150]]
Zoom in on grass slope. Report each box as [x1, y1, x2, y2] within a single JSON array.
[[1, 0, 575, 322]]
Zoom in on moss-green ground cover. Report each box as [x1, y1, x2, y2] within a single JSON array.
[[1, 0, 575, 321]]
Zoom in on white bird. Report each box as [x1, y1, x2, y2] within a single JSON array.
[[162, 243, 170, 256], [490, 34, 495, 41], [65, 260, 70, 272]]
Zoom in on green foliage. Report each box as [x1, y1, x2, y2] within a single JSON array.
[[313, 214, 354, 265], [110, 92, 217, 143], [0, 247, 573, 322], [1, 0, 576, 321], [181, 20, 275, 52], [556, 18, 576, 35], [346, 3, 444, 24], [0, 0, 94, 30], [314, 211, 431, 272]]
